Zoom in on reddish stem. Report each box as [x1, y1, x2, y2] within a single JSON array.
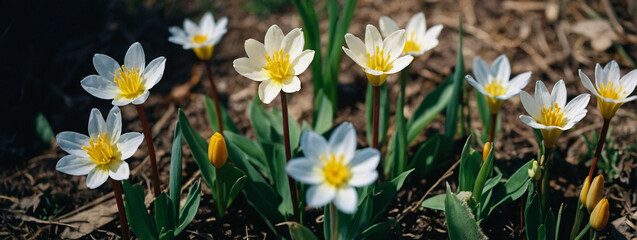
[[488, 112, 496, 143], [111, 179, 130, 240], [281, 92, 300, 222], [134, 104, 161, 197], [203, 62, 224, 133], [587, 118, 611, 181], [372, 86, 380, 149]]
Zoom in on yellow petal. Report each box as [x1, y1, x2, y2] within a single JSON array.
[[208, 132, 227, 168], [585, 174, 604, 212], [589, 198, 609, 231], [579, 175, 591, 206]]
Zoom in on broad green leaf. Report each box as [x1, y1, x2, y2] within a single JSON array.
[[366, 82, 389, 146], [482, 173, 502, 194], [458, 137, 480, 192], [249, 97, 273, 143], [169, 121, 183, 218], [538, 224, 547, 240], [525, 183, 542, 240], [472, 143, 494, 204], [223, 131, 269, 178], [359, 220, 396, 240], [544, 209, 556, 240], [287, 222, 320, 240], [409, 133, 442, 177], [481, 160, 532, 218], [154, 193, 175, 238], [385, 74, 408, 179], [178, 110, 217, 193], [35, 112, 54, 146], [444, 19, 465, 138], [216, 163, 247, 209], [204, 95, 239, 133], [406, 78, 454, 144], [176, 180, 201, 235], [474, 90, 490, 131], [371, 169, 413, 223], [312, 89, 333, 134], [122, 180, 158, 240], [272, 107, 301, 152], [421, 194, 445, 211], [262, 142, 293, 217], [444, 183, 486, 240], [159, 229, 174, 240]]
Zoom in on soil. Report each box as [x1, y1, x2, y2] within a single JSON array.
[[1, 0, 637, 239]]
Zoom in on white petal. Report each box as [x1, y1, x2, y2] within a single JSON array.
[[109, 160, 130, 180], [420, 24, 443, 52], [344, 33, 368, 59], [124, 42, 145, 72], [492, 55, 511, 81], [535, 81, 551, 108], [342, 47, 367, 69], [56, 132, 90, 157], [378, 16, 400, 37], [306, 183, 336, 208], [211, 17, 228, 45], [349, 148, 380, 173], [93, 54, 120, 81], [56, 155, 95, 175], [286, 158, 323, 184], [406, 12, 426, 37], [265, 25, 284, 54], [143, 57, 166, 89], [472, 57, 490, 85], [282, 28, 304, 59], [88, 108, 106, 139], [112, 98, 133, 106], [594, 63, 605, 87], [365, 24, 383, 54], [131, 91, 150, 105], [300, 130, 329, 161], [117, 132, 144, 159], [245, 39, 267, 67], [620, 69, 637, 97], [200, 12, 214, 34], [86, 166, 109, 189], [383, 29, 406, 62], [496, 89, 521, 100], [520, 91, 541, 120], [579, 70, 601, 97], [291, 50, 314, 75], [348, 170, 378, 187], [234, 58, 268, 81], [105, 106, 122, 143], [333, 187, 358, 214], [386, 55, 413, 74], [561, 112, 587, 130], [183, 18, 198, 36], [605, 60, 620, 84], [328, 122, 357, 163], [282, 76, 301, 93], [507, 72, 531, 91], [563, 94, 590, 119], [466, 75, 489, 96], [258, 80, 282, 104], [81, 75, 119, 100], [364, 68, 384, 76], [551, 80, 566, 107], [519, 115, 547, 129]]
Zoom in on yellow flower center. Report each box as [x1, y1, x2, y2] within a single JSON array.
[[366, 46, 393, 72], [539, 102, 566, 127], [320, 153, 351, 188], [114, 65, 146, 100], [403, 32, 421, 53], [264, 49, 292, 83], [484, 79, 506, 97], [82, 133, 120, 165], [597, 81, 624, 100], [192, 34, 208, 44]]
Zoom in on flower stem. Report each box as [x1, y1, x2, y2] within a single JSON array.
[[540, 148, 552, 214], [372, 86, 380, 149], [587, 118, 610, 182], [111, 179, 130, 240], [214, 167, 225, 219], [134, 104, 161, 197], [488, 112, 496, 143], [574, 223, 591, 240], [203, 62, 224, 133], [330, 203, 338, 240], [570, 199, 586, 240], [281, 91, 300, 222]]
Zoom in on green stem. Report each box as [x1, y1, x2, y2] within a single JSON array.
[[541, 148, 552, 214], [330, 203, 338, 240], [281, 92, 300, 222], [214, 167, 225, 219], [570, 200, 587, 240], [395, 66, 409, 175], [574, 223, 591, 240], [591, 230, 597, 240]]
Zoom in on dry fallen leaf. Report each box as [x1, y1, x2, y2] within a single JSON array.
[[570, 19, 619, 51]]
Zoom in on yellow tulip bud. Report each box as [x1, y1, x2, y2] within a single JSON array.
[[193, 45, 214, 61], [208, 132, 227, 168], [585, 174, 604, 212], [482, 142, 491, 162], [528, 160, 541, 181], [589, 198, 609, 231], [579, 176, 591, 206]]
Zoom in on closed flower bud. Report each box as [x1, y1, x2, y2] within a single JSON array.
[[528, 160, 541, 181], [208, 132, 227, 168], [482, 142, 492, 161], [589, 198, 609, 231], [579, 176, 591, 206], [585, 174, 604, 212]]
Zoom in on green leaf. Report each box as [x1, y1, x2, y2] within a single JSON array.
[[525, 183, 542, 240], [312, 89, 333, 134], [169, 121, 183, 218], [223, 131, 270, 178], [359, 220, 396, 240], [481, 160, 532, 217], [544, 209, 556, 240], [444, 19, 464, 138], [406, 78, 454, 144], [474, 90, 490, 131], [444, 183, 486, 240], [178, 110, 217, 194], [122, 180, 158, 240], [366, 82, 389, 146], [262, 142, 293, 217], [472, 143, 494, 204], [154, 193, 176, 238], [538, 224, 547, 240], [555, 204, 563, 240], [35, 112, 54, 146], [458, 137, 481, 192], [216, 163, 247, 209], [204, 96, 239, 134], [371, 169, 413, 223], [385, 72, 408, 179], [421, 194, 446, 211], [159, 229, 175, 240], [409, 133, 442, 177], [248, 98, 273, 143], [176, 180, 201, 235], [287, 222, 320, 240]]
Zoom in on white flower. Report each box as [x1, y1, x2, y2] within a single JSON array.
[[466, 55, 532, 113], [579, 60, 637, 119], [81, 42, 166, 106], [379, 12, 443, 56], [168, 12, 228, 60], [286, 122, 380, 214], [55, 106, 144, 189], [519, 80, 590, 148], [233, 25, 315, 104], [342, 24, 414, 87]]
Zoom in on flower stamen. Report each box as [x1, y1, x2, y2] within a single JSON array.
[[597, 82, 624, 100], [82, 133, 120, 165], [192, 34, 208, 44], [485, 79, 506, 97], [366, 46, 393, 71], [114, 65, 146, 100], [403, 32, 421, 53], [264, 49, 292, 83], [539, 102, 566, 127], [320, 153, 351, 188]]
